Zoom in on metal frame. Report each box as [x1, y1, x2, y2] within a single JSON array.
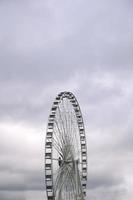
[[45, 91, 87, 200]]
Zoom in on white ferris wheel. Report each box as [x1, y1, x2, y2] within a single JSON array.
[[45, 91, 87, 200]]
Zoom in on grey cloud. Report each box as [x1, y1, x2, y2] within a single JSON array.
[[118, 121, 133, 151], [0, 190, 46, 200], [87, 171, 123, 190], [0, 173, 43, 191], [0, 156, 44, 191], [0, 193, 25, 200], [0, 0, 133, 83], [0, 0, 133, 200], [88, 187, 126, 200], [0, 191, 44, 200]]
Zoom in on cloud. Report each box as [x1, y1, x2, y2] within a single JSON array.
[[0, 190, 44, 200], [0, 0, 133, 200], [87, 171, 126, 200], [0, 0, 133, 83], [0, 122, 44, 196]]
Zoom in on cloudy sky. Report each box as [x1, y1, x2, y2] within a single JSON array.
[[0, 0, 133, 199]]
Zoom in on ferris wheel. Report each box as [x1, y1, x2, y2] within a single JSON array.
[[45, 92, 87, 200]]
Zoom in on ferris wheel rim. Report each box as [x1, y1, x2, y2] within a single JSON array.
[[45, 91, 87, 200]]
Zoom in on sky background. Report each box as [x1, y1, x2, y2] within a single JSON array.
[[0, 0, 133, 199]]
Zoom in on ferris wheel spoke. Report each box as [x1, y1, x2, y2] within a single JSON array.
[[54, 120, 66, 148], [67, 166, 76, 194], [66, 109, 78, 152], [57, 103, 74, 153], [65, 101, 75, 151], [53, 130, 64, 151], [71, 115, 79, 143], [52, 137, 62, 152], [52, 140, 64, 159], [53, 131, 73, 161], [65, 165, 81, 199], [54, 172, 63, 195], [62, 99, 70, 140], [60, 103, 76, 159], [67, 103, 75, 139], [53, 135, 68, 159], [75, 164, 84, 199], [63, 139, 75, 161], [57, 105, 67, 140], [71, 125, 80, 158], [54, 165, 69, 195], [66, 166, 80, 200], [53, 121, 69, 155], [57, 165, 74, 198], [52, 140, 62, 157], [58, 107, 71, 148]]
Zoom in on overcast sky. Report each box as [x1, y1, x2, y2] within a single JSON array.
[[0, 0, 133, 199]]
